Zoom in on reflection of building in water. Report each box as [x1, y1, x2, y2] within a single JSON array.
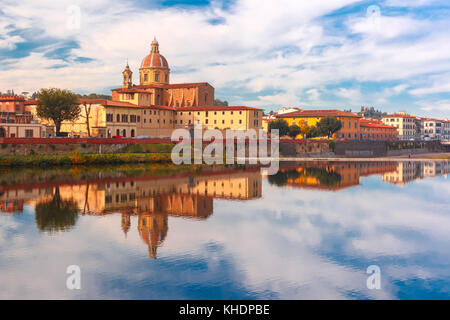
[[382, 162, 420, 185], [275, 161, 398, 190], [138, 213, 168, 259], [0, 199, 24, 214], [422, 161, 450, 177], [0, 169, 262, 258], [382, 161, 450, 185]]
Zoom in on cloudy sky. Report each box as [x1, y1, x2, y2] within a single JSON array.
[[1, 0, 450, 117]]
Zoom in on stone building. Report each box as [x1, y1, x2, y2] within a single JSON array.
[[25, 38, 262, 138]]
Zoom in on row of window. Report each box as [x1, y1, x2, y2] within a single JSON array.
[[106, 114, 141, 123]]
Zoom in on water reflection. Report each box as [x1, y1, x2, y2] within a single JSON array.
[[1, 166, 262, 259], [0, 161, 449, 299]]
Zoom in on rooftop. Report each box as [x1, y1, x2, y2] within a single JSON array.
[[276, 109, 361, 118]]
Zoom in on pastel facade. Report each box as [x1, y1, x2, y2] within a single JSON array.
[[276, 109, 361, 139], [359, 119, 398, 141], [25, 39, 262, 138], [422, 118, 443, 140], [0, 95, 52, 138], [382, 113, 416, 140]]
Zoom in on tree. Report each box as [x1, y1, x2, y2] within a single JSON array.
[[268, 119, 289, 137], [214, 99, 228, 106], [36, 88, 80, 135], [297, 119, 311, 138], [288, 124, 301, 139], [315, 117, 342, 138], [77, 93, 112, 100], [81, 102, 93, 137], [35, 187, 79, 233]]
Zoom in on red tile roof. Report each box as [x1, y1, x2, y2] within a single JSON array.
[[140, 52, 169, 69], [175, 106, 262, 112], [360, 119, 397, 129], [276, 109, 360, 118], [382, 113, 415, 118]]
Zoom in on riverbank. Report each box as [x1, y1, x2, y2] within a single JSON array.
[[0, 151, 172, 167]]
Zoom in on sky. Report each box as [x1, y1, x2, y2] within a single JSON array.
[[1, 0, 450, 118]]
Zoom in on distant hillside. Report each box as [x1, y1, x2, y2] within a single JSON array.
[[77, 93, 112, 100], [345, 106, 387, 119], [214, 99, 228, 106]]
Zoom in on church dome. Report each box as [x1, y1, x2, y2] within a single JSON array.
[[140, 37, 169, 69], [140, 52, 169, 68]]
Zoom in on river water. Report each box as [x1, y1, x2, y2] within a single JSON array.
[[0, 161, 449, 299]]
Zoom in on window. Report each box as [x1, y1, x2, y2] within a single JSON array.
[[239, 119, 242, 124], [206, 119, 209, 124], [130, 115, 137, 123], [106, 114, 113, 122], [144, 74, 148, 81], [116, 114, 120, 122], [25, 129, 33, 137], [121, 114, 128, 122], [154, 73, 159, 82]]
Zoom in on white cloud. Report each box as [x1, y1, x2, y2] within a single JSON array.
[[0, 0, 449, 118]]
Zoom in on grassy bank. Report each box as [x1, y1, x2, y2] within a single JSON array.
[[0, 151, 172, 167]]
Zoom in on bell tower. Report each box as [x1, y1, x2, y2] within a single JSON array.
[[122, 61, 133, 89]]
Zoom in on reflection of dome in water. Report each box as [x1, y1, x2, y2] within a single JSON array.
[[138, 213, 168, 259]]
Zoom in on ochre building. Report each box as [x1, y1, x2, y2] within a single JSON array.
[[26, 38, 262, 138]]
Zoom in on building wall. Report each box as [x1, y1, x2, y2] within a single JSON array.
[[382, 116, 416, 140], [360, 125, 398, 141], [281, 115, 360, 139], [0, 123, 48, 138]]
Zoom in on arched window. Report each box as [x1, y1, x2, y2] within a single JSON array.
[[116, 129, 120, 136], [122, 129, 126, 137], [131, 129, 135, 137], [154, 73, 159, 82], [144, 74, 148, 82]]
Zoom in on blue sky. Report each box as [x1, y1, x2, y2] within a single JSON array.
[[1, 0, 450, 117]]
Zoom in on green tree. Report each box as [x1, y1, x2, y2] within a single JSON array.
[[288, 124, 301, 139], [35, 187, 79, 233], [214, 99, 229, 106], [36, 88, 80, 135], [315, 117, 342, 138], [77, 93, 112, 100], [297, 119, 310, 138], [268, 119, 289, 137]]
